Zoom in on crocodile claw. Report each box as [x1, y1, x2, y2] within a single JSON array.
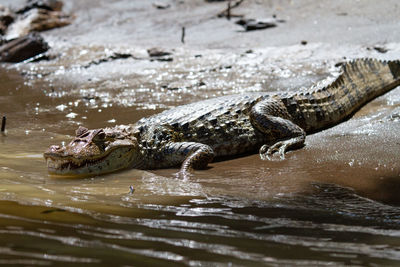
[[259, 136, 306, 161], [259, 142, 286, 160]]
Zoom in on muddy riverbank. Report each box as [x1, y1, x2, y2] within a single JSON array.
[[0, 0, 400, 265]]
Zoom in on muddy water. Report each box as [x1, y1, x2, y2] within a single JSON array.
[[1, 58, 400, 267]]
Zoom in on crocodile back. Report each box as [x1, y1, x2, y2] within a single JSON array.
[[135, 93, 271, 156]]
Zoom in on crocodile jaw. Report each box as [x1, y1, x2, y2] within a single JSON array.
[[44, 146, 135, 176]]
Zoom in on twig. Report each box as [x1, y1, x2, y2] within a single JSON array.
[[181, 27, 185, 44], [1, 116, 5, 132], [227, 1, 231, 20], [217, 0, 244, 18]]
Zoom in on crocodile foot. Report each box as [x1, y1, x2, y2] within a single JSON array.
[[259, 136, 305, 160]]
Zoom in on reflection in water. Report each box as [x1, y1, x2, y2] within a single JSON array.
[[1, 188, 400, 266], [1, 59, 400, 266]]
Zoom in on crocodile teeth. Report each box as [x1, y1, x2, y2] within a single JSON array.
[[47, 156, 106, 172]]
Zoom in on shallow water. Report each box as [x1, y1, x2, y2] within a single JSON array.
[[1, 57, 400, 267]]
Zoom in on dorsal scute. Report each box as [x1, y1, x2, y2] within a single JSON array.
[[314, 58, 386, 95]]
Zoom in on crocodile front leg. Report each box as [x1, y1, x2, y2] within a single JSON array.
[[250, 99, 306, 159], [162, 142, 214, 178]]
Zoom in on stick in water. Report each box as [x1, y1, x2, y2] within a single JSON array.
[[1, 116, 5, 132]]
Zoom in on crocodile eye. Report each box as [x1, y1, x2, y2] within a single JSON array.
[[95, 130, 106, 140]]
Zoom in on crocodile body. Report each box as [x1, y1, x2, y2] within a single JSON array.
[[44, 59, 400, 177]]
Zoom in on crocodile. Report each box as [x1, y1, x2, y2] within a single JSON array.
[[44, 58, 400, 177]]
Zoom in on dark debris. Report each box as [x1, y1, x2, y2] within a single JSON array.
[[236, 18, 278, 31]]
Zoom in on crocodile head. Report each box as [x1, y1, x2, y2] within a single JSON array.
[[44, 126, 140, 176]]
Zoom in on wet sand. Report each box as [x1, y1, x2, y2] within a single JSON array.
[[0, 0, 400, 265]]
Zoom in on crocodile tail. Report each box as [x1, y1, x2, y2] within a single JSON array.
[[283, 58, 400, 133]]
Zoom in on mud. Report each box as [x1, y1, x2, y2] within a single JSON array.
[[0, 0, 400, 265]]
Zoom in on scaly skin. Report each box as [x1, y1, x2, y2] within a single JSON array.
[[44, 58, 400, 177]]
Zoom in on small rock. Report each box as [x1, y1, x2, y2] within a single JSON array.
[[301, 40, 307, 45], [152, 2, 171, 9], [386, 108, 400, 122], [373, 46, 388, 53], [110, 52, 132, 59], [389, 113, 400, 121], [0, 6, 14, 25], [147, 47, 173, 62], [0, 5, 14, 34], [0, 32, 49, 62], [147, 47, 172, 57], [17, 0, 64, 14], [236, 18, 277, 31], [5, 8, 71, 40]]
